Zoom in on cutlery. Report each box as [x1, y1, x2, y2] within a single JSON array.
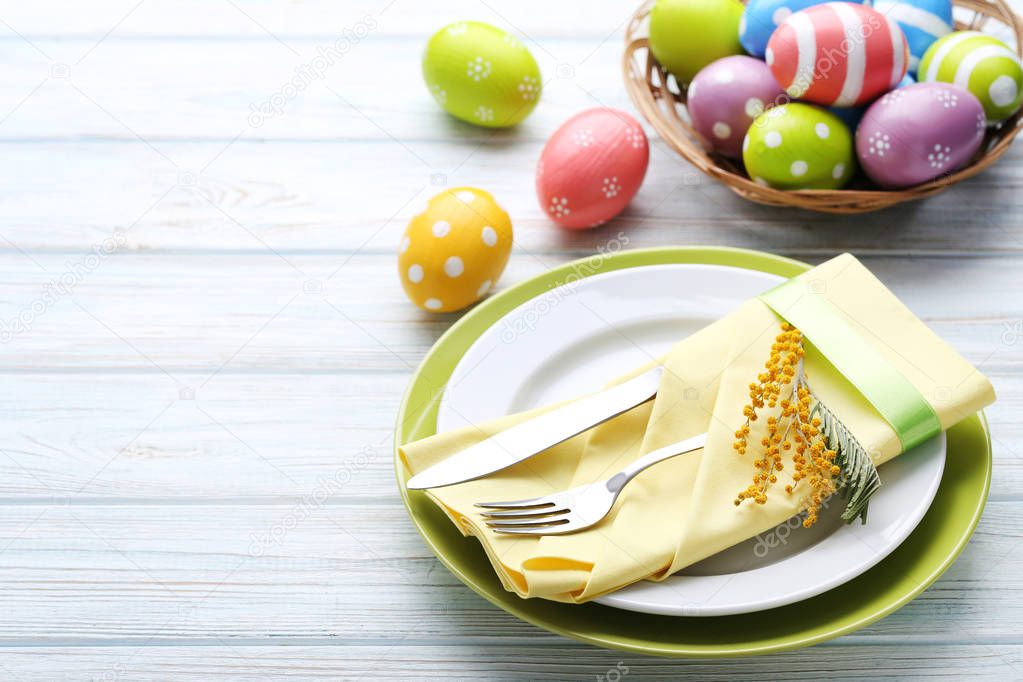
[[405, 365, 664, 490], [477, 432, 707, 535]]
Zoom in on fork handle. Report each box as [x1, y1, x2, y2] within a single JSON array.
[[605, 433, 708, 493]]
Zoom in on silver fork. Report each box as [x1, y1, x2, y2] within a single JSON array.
[[476, 432, 707, 535]]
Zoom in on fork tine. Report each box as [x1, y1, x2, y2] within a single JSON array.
[[485, 514, 569, 528], [489, 519, 574, 535], [479, 507, 568, 519], [474, 498, 554, 510]]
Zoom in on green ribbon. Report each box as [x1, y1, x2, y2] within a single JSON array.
[[759, 278, 941, 452]]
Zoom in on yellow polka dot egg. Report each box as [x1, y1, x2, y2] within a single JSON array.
[[398, 187, 513, 313]]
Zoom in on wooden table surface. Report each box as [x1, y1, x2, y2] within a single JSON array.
[[1, 1, 1021, 679]]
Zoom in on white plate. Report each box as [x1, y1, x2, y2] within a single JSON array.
[[437, 264, 946, 616]]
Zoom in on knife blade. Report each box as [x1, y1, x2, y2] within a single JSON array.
[[405, 365, 664, 490]]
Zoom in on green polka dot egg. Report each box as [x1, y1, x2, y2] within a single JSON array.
[[742, 104, 855, 190], [919, 31, 1023, 124], [398, 187, 513, 313], [422, 21, 542, 128]]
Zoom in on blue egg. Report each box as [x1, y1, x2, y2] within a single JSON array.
[[873, 0, 953, 75], [828, 72, 915, 132], [738, 0, 871, 58], [829, 104, 867, 130]]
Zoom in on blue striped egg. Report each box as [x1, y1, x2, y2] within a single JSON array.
[[873, 0, 953, 74], [738, 0, 870, 58]]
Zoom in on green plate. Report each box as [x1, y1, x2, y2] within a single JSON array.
[[394, 246, 991, 657]]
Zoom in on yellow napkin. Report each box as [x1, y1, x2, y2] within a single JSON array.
[[399, 254, 995, 603]]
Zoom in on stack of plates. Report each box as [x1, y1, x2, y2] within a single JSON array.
[[396, 247, 991, 656]]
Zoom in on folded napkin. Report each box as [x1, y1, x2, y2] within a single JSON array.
[[399, 254, 995, 603]]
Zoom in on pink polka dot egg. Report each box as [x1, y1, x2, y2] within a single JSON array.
[[687, 55, 785, 158], [398, 187, 513, 313], [536, 108, 649, 229]]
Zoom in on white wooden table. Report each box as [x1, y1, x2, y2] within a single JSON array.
[[0, 1, 1021, 678]]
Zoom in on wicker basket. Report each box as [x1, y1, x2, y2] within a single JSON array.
[[623, 0, 1023, 213]]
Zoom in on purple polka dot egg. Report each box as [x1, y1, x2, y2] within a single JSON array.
[[687, 55, 785, 158], [856, 82, 986, 189]]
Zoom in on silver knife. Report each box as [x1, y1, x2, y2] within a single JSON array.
[[406, 365, 664, 489]]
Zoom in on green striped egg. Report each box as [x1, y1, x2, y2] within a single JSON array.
[[919, 31, 1023, 124], [422, 21, 542, 128]]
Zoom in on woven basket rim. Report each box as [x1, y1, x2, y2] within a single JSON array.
[[622, 0, 1023, 213]]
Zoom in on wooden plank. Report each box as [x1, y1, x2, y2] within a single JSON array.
[[0, 142, 1021, 254], [0, 503, 1018, 643], [1, 644, 1021, 680], [0, 0, 1015, 47], [0, 372, 402, 500], [0, 0, 645, 39]]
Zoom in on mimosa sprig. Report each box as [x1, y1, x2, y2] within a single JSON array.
[[733, 323, 881, 526]]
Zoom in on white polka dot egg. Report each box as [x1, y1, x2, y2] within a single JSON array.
[[856, 83, 986, 189], [687, 55, 784, 158], [742, 103, 855, 190], [423, 21, 542, 128], [398, 187, 512, 313], [536, 108, 649, 229]]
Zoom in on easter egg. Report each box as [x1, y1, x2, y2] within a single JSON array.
[[873, 0, 953, 74], [536, 108, 649, 230], [649, 0, 745, 83], [767, 3, 909, 106], [398, 187, 513, 312], [829, 73, 914, 129], [856, 82, 985, 188], [739, 0, 870, 59], [896, 72, 917, 89], [828, 103, 866, 130], [688, 56, 786, 157], [422, 21, 542, 128], [742, 103, 855, 189], [919, 31, 1023, 124]]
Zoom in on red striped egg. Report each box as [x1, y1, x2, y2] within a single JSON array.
[[767, 3, 909, 107]]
